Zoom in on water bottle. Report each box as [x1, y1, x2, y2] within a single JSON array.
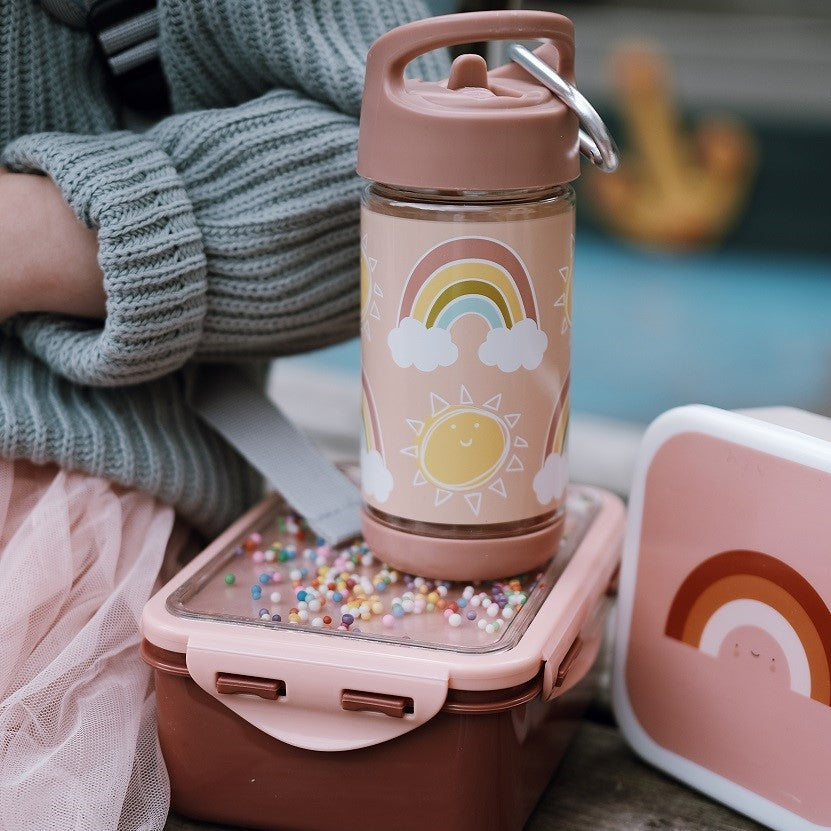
[[357, 11, 617, 580]]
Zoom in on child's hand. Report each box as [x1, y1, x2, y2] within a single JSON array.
[[0, 167, 104, 322]]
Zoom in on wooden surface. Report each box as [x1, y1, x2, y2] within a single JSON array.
[[163, 638, 765, 831], [526, 720, 763, 831]]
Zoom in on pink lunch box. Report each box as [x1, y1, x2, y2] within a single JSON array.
[[141, 485, 623, 831], [614, 405, 831, 831]]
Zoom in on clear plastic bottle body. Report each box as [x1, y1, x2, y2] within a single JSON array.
[[365, 183, 574, 218], [360, 183, 575, 578]]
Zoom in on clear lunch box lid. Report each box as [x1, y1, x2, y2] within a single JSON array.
[[166, 487, 601, 655]]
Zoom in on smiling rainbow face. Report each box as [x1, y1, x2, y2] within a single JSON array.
[[419, 406, 509, 490]]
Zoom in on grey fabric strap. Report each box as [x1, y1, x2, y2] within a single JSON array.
[[109, 37, 159, 74], [190, 365, 362, 545], [39, 0, 160, 76], [98, 8, 157, 54]]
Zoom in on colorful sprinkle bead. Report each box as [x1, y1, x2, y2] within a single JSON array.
[[220, 511, 539, 642]]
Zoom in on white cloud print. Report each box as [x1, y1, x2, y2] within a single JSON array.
[[387, 316, 458, 372], [478, 319, 548, 372], [533, 452, 568, 505], [361, 448, 393, 503]]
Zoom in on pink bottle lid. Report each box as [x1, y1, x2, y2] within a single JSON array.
[[357, 11, 580, 192]]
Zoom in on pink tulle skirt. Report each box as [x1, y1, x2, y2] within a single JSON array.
[[0, 458, 175, 830]]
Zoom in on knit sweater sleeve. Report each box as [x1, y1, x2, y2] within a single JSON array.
[[3, 133, 207, 385], [2, 0, 448, 385]]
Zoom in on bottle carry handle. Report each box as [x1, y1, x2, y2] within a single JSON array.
[[367, 9, 576, 97], [365, 11, 618, 173]]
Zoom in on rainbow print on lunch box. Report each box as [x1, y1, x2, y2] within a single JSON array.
[[665, 549, 831, 705], [387, 236, 547, 373]]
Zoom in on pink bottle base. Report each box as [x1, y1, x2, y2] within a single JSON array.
[[361, 508, 565, 581]]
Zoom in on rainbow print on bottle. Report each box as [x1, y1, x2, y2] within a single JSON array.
[[360, 371, 393, 506], [387, 237, 547, 374], [532, 374, 570, 507]]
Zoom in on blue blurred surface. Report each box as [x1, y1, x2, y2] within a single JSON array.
[[286, 233, 831, 423], [424, 0, 458, 13]]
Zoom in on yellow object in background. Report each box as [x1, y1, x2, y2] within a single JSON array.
[[587, 45, 757, 250]]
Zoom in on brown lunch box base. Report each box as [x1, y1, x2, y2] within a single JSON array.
[[145, 642, 596, 831]]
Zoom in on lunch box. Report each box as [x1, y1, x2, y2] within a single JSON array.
[[142, 485, 623, 831], [614, 406, 831, 831]]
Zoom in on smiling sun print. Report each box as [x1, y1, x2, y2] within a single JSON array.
[[401, 386, 527, 517]]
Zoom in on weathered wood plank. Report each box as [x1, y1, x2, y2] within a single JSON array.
[[528, 722, 764, 831]]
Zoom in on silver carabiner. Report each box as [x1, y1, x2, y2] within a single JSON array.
[[508, 43, 619, 173]]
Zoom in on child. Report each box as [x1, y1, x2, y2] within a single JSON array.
[[0, 2, 447, 828]]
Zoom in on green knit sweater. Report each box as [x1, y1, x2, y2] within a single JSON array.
[[0, 0, 447, 534]]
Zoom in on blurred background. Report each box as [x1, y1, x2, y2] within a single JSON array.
[[270, 0, 831, 494]]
